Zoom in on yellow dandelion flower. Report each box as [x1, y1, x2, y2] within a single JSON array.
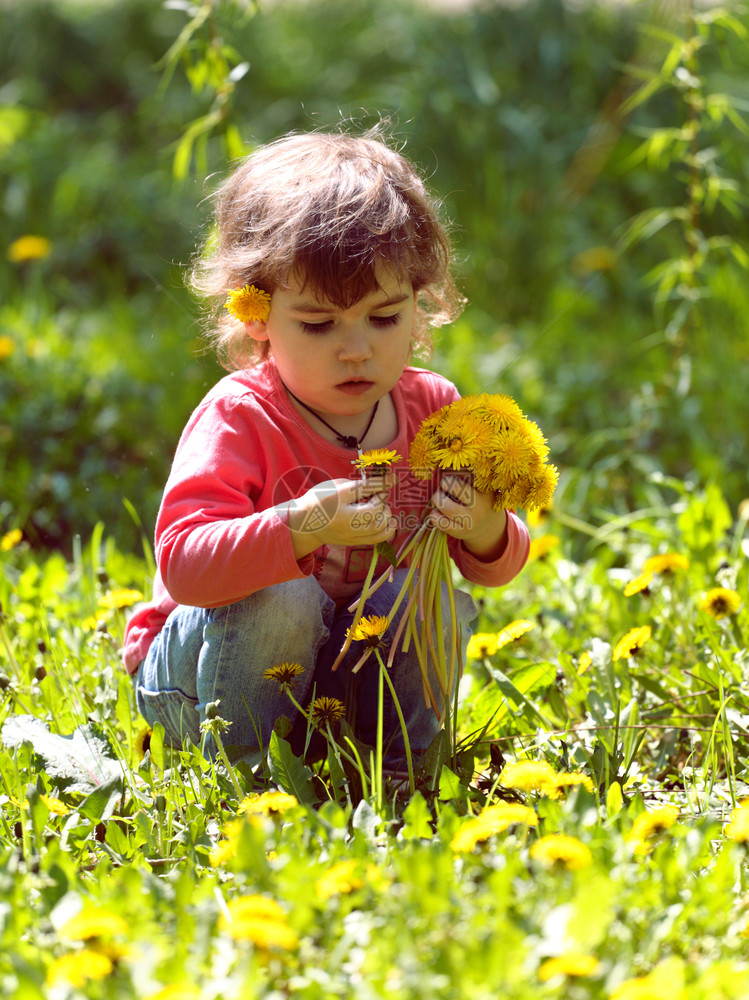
[[629, 805, 679, 856], [354, 448, 402, 471], [40, 794, 70, 816], [499, 759, 558, 794], [97, 588, 144, 611], [511, 463, 559, 513], [263, 661, 305, 691], [310, 696, 345, 727], [489, 429, 535, 483], [466, 633, 500, 660], [496, 619, 536, 649], [577, 651, 592, 674], [0, 335, 15, 360], [143, 984, 201, 1000], [133, 726, 152, 761], [477, 393, 525, 430], [47, 949, 113, 987], [725, 799, 749, 843], [225, 283, 272, 323], [346, 614, 389, 648], [612, 625, 652, 661], [1, 528, 22, 552], [538, 952, 601, 981], [220, 895, 298, 949], [433, 434, 482, 472], [315, 859, 363, 900], [528, 534, 559, 561], [610, 957, 687, 1000], [409, 429, 439, 479], [7, 234, 52, 263], [699, 587, 741, 619], [529, 834, 593, 871], [552, 772, 595, 795], [624, 571, 653, 597], [59, 905, 129, 941], [210, 837, 238, 867], [240, 790, 299, 817], [643, 553, 689, 575], [450, 802, 538, 852], [526, 505, 552, 527]]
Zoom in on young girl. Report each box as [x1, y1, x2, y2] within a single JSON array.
[[123, 129, 530, 766]]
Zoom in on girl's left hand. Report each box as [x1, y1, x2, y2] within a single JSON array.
[[428, 473, 508, 562]]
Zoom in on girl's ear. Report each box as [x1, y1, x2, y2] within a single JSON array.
[[244, 320, 270, 343]]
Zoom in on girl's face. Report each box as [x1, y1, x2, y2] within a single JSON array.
[[246, 266, 417, 430]]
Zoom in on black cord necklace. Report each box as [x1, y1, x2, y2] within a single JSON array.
[[283, 383, 379, 452]]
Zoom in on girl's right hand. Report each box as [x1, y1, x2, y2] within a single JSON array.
[[280, 475, 396, 558]]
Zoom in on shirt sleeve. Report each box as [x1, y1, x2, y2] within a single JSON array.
[[154, 396, 314, 608], [450, 510, 530, 587]]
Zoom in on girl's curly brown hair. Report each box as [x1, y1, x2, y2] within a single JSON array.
[[190, 127, 464, 370]]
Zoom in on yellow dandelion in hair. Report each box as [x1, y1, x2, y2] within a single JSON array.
[[263, 661, 305, 692], [346, 614, 389, 648], [1, 528, 22, 552], [240, 790, 298, 817], [699, 587, 741, 619], [315, 859, 363, 901], [530, 833, 593, 871], [354, 448, 401, 471], [528, 534, 559, 561], [499, 759, 558, 795], [310, 696, 345, 727], [538, 952, 601, 981], [225, 284, 272, 323], [629, 805, 679, 856], [496, 619, 535, 648], [47, 949, 113, 987], [612, 625, 652, 661], [40, 794, 70, 816], [7, 234, 52, 262], [59, 905, 128, 940], [97, 588, 144, 611], [450, 802, 538, 852], [643, 553, 689, 575], [466, 633, 500, 660], [623, 571, 653, 597], [725, 800, 749, 843]]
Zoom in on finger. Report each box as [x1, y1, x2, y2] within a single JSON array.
[[438, 474, 475, 507]]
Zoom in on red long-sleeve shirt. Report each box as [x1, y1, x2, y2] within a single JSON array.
[[123, 361, 530, 673]]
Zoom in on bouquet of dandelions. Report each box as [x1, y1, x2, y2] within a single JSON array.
[[333, 393, 557, 738]]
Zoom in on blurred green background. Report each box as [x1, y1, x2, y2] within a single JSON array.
[[1, 0, 748, 553]]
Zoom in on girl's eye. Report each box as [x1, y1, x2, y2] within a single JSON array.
[[370, 313, 400, 328], [300, 320, 334, 334]]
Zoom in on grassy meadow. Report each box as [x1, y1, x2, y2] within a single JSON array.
[[2, 0, 749, 996]]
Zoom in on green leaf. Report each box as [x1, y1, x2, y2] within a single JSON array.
[[78, 775, 123, 822], [438, 765, 466, 802], [400, 791, 433, 840], [1, 716, 122, 794], [375, 540, 398, 568], [267, 732, 317, 805]]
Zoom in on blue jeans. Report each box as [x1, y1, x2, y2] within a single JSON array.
[[133, 571, 476, 765]]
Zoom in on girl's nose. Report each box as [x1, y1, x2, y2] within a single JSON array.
[[338, 326, 373, 362]]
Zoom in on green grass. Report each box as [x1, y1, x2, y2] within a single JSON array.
[[1, 478, 748, 998]]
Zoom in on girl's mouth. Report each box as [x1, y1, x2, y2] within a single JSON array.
[[336, 379, 374, 395]]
